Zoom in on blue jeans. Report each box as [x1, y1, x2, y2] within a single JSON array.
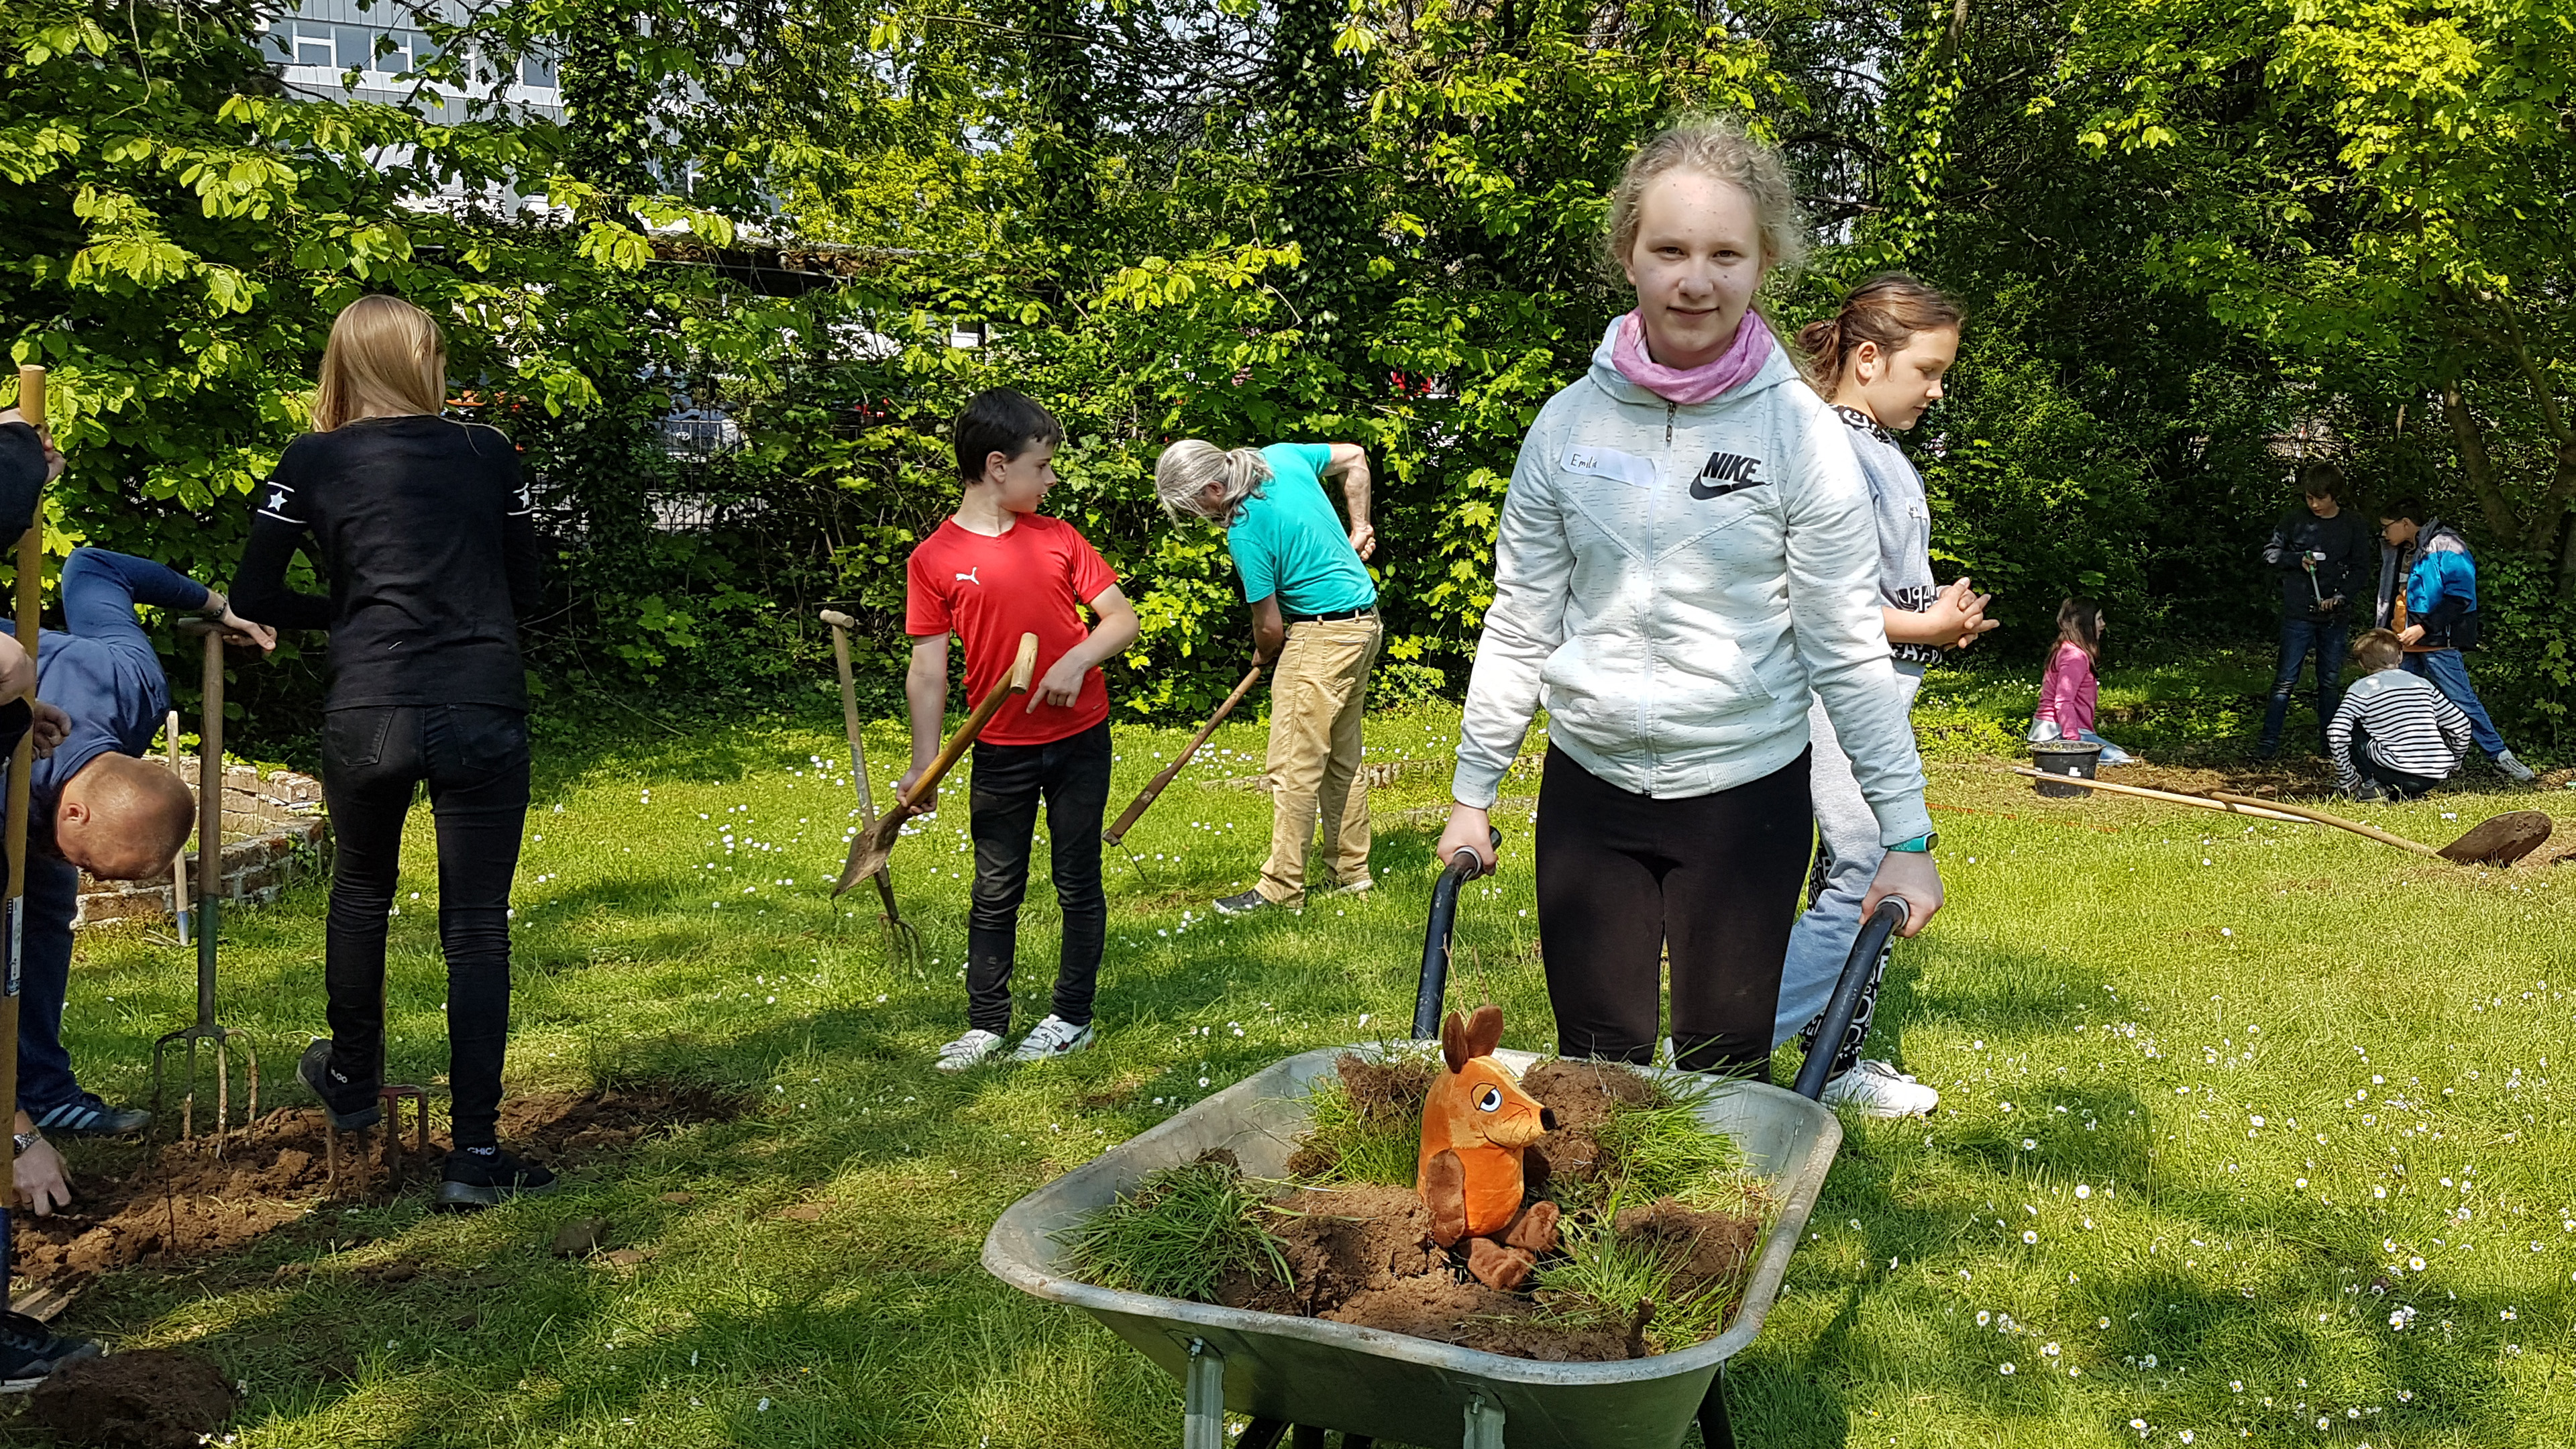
[[2404, 650, 2508, 759], [2260, 615, 2347, 753]]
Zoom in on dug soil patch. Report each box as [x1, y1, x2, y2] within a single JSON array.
[[15, 1084, 739, 1290], [29, 1349, 234, 1449]]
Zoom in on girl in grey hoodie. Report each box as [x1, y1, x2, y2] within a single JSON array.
[[1437, 121, 1945, 1075]]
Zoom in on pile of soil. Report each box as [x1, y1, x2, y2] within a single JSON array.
[[16, 1085, 738, 1289], [29, 1349, 233, 1449], [1519, 1059, 1660, 1199], [1203, 1057, 1764, 1362]]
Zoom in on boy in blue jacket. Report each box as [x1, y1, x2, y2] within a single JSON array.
[[2373, 498, 2533, 783]]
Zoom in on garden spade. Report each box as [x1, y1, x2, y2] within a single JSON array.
[[1103, 664, 1263, 847], [834, 632, 1037, 894], [2209, 790, 2552, 866], [2007, 766, 2553, 866], [154, 621, 262, 1144], [818, 608, 921, 965]]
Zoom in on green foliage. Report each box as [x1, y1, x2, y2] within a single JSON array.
[[1061, 1157, 1295, 1302]]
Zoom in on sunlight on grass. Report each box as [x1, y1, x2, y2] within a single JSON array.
[[32, 682, 2576, 1447]]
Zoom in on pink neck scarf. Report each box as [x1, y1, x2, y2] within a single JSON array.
[[1611, 309, 1774, 405]]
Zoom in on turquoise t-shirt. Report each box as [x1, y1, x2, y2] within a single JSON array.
[[1227, 443, 1377, 614]]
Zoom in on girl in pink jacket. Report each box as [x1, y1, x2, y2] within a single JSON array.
[[2029, 597, 2135, 764]]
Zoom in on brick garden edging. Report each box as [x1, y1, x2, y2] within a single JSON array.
[[74, 761, 332, 931]]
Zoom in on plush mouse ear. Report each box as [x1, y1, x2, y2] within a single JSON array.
[[1440, 1011, 1470, 1074], [1465, 1004, 1505, 1061]]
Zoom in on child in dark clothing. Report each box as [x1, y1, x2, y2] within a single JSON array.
[[2256, 462, 2372, 757], [231, 294, 553, 1210]]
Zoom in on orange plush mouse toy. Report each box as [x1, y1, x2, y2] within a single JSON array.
[[1417, 1005, 1563, 1290]]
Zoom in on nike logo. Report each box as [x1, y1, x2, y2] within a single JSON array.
[[1688, 452, 1766, 500], [955, 568, 981, 586]]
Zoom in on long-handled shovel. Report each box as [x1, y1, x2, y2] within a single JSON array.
[[818, 608, 921, 965], [1, 366, 45, 1285], [1104, 664, 1263, 848], [2006, 765, 2553, 866], [154, 622, 260, 1144], [834, 633, 1037, 895]]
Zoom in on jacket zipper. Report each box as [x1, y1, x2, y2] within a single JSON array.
[[1665, 400, 1676, 445]]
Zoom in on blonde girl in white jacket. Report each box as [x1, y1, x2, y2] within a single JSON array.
[[1436, 119, 1945, 1075]]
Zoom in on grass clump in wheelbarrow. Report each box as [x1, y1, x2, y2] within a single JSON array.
[[1063, 1150, 1295, 1303], [1062, 1053, 1776, 1360]]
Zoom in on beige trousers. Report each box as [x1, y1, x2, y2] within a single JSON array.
[[1258, 614, 1382, 906]]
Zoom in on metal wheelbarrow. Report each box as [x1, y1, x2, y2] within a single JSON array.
[[984, 836, 1909, 1448]]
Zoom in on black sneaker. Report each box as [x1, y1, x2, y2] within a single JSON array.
[[1212, 890, 1276, 916], [297, 1039, 382, 1130], [0, 1310, 101, 1393], [2350, 780, 2391, 803], [435, 1146, 559, 1211], [31, 1095, 149, 1138]]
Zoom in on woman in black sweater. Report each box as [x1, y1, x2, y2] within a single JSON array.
[[231, 295, 552, 1208]]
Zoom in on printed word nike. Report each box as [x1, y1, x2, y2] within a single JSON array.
[[1688, 453, 1766, 500]]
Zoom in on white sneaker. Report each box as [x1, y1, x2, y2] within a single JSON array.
[[1010, 1014, 1097, 1063], [934, 1028, 1006, 1072], [1819, 1059, 1939, 1118]]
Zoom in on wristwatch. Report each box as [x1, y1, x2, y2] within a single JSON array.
[[1888, 832, 1939, 853], [12, 1130, 39, 1156]]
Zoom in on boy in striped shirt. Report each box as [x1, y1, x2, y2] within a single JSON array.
[[2327, 630, 2471, 801]]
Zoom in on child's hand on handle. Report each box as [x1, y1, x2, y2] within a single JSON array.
[[896, 764, 938, 818], [2398, 623, 2426, 647], [1860, 850, 1941, 937], [1436, 802, 1498, 877]]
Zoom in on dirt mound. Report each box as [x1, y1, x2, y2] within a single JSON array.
[[1613, 1198, 1762, 1290], [30, 1349, 234, 1449], [1216, 1184, 1438, 1316], [1334, 1054, 1434, 1122], [1326, 1278, 1631, 1362], [1521, 1059, 1660, 1200], [15, 1085, 739, 1289]]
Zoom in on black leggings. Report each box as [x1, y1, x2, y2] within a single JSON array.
[[321, 704, 529, 1148], [967, 721, 1111, 1033], [1535, 745, 1812, 1074]]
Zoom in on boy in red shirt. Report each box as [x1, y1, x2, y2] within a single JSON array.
[[903, 390, 1140, 1070]]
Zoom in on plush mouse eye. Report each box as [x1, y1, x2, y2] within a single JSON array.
[[1474, 1085, 1503, 1113]]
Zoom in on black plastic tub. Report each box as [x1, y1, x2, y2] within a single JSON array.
[[2031, 739, 2102, 797]]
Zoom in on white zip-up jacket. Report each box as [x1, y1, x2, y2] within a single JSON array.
[[1452, 320, 1934, 847]]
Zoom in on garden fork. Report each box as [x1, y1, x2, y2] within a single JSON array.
[[152, 622, 258, 1144]]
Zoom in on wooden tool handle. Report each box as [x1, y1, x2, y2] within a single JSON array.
[[1105, 665, 1264, 845], [15, 366, 44, 444], [889, 633, 1038, 815], [2210, 790, 2438, 855], [2006, 766, 2309, 823], [819, 608, 857, 631]]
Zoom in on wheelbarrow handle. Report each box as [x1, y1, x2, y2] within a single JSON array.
[[1790, 896, 1910, 1102], [1410, 828, 1503, 1040]]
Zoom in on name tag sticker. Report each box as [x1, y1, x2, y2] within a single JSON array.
[[1560, 445, 1656, 489]]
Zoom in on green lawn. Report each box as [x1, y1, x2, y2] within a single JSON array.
[[20, 676, 2576, 1448]]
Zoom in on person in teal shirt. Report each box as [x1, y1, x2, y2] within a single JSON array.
[[1156, 438, 1380, 913]]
